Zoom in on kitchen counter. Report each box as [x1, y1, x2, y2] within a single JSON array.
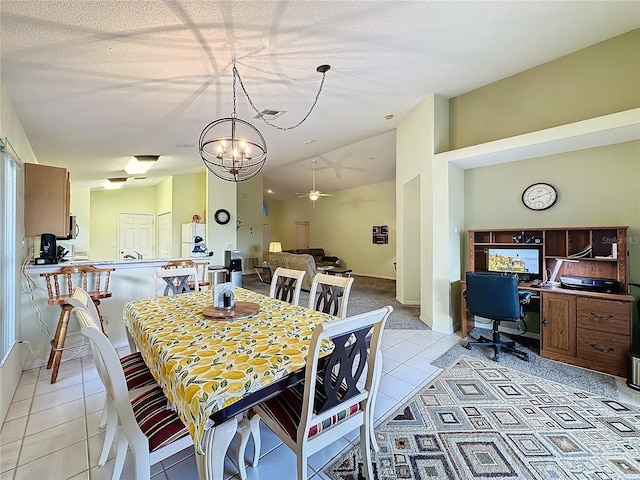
[[20, 257, 215, 370], [27, 256, 212, 272]]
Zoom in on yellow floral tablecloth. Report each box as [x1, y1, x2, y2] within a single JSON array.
[[123, 288, 337, 452]]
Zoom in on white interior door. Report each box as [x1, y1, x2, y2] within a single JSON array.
[[118, 212, 155, 260], [157, 212, 172, 258]]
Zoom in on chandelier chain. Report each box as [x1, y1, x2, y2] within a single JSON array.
[[232, 65, 238, 119], [233, 63, 327, 131]]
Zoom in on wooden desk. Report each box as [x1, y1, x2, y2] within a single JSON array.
[[460, 281, 634, 376], [123, 288, 337, 479]]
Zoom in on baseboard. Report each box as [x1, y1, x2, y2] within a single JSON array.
[[351, 272, 396, 280], [0, 343, 22, 425]]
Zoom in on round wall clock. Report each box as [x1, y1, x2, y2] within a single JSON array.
[[214, 208, 231, 225], [521, 183, 558, 211]]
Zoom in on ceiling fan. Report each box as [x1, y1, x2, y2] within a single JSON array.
[[296, 159, 333, 207]]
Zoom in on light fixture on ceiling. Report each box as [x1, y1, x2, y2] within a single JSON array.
[[199, 61, 330, 183], [296, 159, 333, 207], [124, 155, 159, 174], [103, 177, 127, 190]]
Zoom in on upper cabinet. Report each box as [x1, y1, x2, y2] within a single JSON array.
[[25, 163, 70, 237]]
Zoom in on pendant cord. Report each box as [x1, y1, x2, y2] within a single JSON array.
[[233, 63, 328, 131]]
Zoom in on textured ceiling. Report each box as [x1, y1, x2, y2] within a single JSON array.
[[1, 1, 639, 200]]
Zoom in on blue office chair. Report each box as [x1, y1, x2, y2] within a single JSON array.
[[463, 271, 533, 362]]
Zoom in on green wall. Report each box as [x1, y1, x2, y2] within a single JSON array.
[[89, 172, 206, 260], [269, 181, 396, 279], [463, 141, 640, 334], [445, 29, 640, 336], [450, 29, 640, 148], [90, 186, 158, 260]]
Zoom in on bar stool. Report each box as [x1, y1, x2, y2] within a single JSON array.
[[40, 265, 115, 383]]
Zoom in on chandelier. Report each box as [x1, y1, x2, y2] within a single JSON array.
[[199, 62, 330, 182]]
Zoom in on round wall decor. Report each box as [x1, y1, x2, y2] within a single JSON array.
[[214, 208, 231, 225], [521, 183, 558, 211]]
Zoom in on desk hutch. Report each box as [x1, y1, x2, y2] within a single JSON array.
[[464, 226, 634, 377]]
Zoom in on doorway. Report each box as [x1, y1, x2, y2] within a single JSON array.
[[118, 212, 155, 260], [262, 223, 270, 261], [296, 221, 309, 249]]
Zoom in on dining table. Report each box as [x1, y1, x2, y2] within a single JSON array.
[[123, 287, 338, 480]]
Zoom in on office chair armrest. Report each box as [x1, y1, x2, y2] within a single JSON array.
[[518, 290, 534, 306]]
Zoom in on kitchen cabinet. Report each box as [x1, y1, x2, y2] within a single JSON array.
[[25, 163, 70, 237]]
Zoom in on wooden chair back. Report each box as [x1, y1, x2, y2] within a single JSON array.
[[40, 265, 114, 306]]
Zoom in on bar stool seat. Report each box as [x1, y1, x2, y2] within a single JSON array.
[[40, 265, 115, 383]]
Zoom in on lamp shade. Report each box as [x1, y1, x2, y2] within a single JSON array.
[[268, 242, 282, 253]]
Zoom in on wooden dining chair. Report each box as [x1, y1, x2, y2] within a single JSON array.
[[68, 288, 157, 467], [40, 264, 115, 383], [269, 267, 306, 305], [250, 306, 392, 480], [154, 267, 199, 296], [74, 305, 193, 480], [308, 273, 354, 319], [162, 259, 210, 290]]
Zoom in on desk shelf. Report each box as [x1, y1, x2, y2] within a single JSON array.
[[469, 226, 629, 289], [466, 225, 632, 377]]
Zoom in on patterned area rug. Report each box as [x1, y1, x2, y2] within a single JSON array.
[[325, 355, 640, 480]]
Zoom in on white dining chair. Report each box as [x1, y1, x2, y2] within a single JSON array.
[[74, 305, 193, 480], [68, 288, 157, 467], [250, 306, 392, 480], [154, 266, 199, 296], [308, 273, 354, 319], [269, 267, 306, 305]]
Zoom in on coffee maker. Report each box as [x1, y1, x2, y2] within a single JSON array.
[[36, 233, 58, 264]]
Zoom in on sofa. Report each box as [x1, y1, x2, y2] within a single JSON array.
[[282, 248, 340, 268], [268, 252, 318, 291]]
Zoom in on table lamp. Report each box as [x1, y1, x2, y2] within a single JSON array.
[[268, 242, 282, 253]]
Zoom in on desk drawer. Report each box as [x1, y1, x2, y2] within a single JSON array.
[[576, 298, 630, 335], [577, 328, 629, 370]]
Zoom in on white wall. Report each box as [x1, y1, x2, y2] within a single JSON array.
[[0, 82, 37, 424]]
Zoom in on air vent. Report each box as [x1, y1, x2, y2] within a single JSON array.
[[253, 109, 286, 120]]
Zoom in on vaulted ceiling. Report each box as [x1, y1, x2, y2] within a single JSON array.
[[1, 1, 638, 200]]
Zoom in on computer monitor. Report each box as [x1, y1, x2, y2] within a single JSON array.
[[486, 247, 541, 282]]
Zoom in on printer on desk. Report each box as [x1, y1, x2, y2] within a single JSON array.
[[560, 275, 622, 294]]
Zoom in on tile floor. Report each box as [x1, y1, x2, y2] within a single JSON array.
[[2, 329, 639, 480]]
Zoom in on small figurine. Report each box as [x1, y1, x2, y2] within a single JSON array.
[[192, 214, 201, 223]]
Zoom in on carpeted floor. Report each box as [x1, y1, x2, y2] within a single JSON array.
[[242, 273, 427, 330], [434, 328, 619, 399], [325, 355, 640, 480]]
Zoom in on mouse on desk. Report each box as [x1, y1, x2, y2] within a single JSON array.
[[531, 282, 544, 288]]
